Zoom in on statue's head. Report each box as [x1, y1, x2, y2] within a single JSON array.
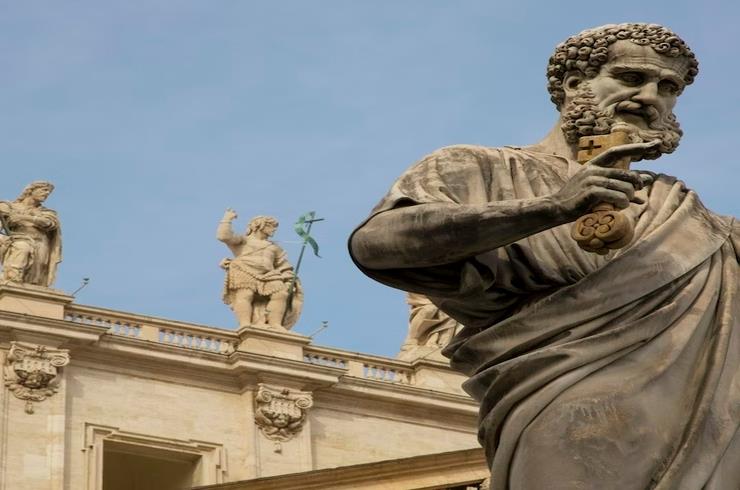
[[247, 216, 279, 237], [16, 181, 54, 203], [547, 24, 699, 159]]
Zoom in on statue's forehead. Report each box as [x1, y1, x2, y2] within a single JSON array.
[[607, 40, 689, 77]]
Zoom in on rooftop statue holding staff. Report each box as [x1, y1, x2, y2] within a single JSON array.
[[218, 209, 302, 330], [0, 181, 62, 287], [350, 23, 738, 489]]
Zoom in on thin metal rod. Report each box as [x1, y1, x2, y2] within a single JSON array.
[[282, 215, 324, 324]]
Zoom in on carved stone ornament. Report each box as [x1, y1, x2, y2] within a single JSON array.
[[254, 384, 313, 451], [4, 341, 70, 414]]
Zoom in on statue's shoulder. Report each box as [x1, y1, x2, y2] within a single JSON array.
[[38, 205, 59, 217], [424, 144, 501, 161], [260, 239, 286, 255], [407, 144, 504, 174]]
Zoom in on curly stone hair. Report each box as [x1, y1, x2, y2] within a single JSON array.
[[547, 23, 699, 109], [247, 216, 278, 236]]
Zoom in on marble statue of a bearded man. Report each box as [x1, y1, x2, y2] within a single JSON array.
[[350, 24, 738, 489], [0, 181, 62, 287]]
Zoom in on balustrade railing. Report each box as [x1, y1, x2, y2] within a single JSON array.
[[158, 328, 232, 354], [303, 352, 348, 369], [65, 306, 235, 354], [303, 347, 414, 385], [65, 312, 142, 338], [65, 306, 420, 386], [362, 362, 414, 384]]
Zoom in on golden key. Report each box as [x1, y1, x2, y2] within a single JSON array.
[[570, 131, 635, 255]]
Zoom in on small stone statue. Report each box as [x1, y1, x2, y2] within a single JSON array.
[[398, 293, 462, 361], [217, 209, 302, 329], [0, 181, 62, 287]]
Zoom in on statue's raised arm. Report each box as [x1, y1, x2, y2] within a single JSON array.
[[0, 181, 62, 287]]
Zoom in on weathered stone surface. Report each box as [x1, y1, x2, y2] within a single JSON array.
[[0, 181, 61, 287], [3, 341, 69, 414], [217, 210, 303, 330], [0, 285, 479, 489], [351, 23, 738, 489]]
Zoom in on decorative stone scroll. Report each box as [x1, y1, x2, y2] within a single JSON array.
[[254, 384, 313, 452], [3, 341, 70, 414]]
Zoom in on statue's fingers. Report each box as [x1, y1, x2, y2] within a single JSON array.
[[590, 140, 661, 168], [636, 170, 657, 186]]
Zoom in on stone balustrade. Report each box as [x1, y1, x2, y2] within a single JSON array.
[[303, 351, 348, 369], [64, 305, 462, 393], [65, 305, 237, 355], [65, 311, 143, 338], [303, 346, 415, 385], [157, 328, 233, 354]]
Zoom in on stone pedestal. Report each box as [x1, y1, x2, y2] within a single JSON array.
[[411, 359, 467, 396], [0, 284, 72, 321], [236, 326, 311, 361]]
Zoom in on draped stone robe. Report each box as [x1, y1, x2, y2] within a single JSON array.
[[350, 145, 739, 489]]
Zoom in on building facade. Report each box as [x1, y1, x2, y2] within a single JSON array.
[[0, 284, 486, 490]]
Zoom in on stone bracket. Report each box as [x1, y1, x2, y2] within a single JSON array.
[[254, 383, 313, 451], [3, 341, 70, 414]]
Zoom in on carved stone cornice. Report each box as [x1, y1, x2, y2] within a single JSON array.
[[254, 383, 313, 451], [3, 341, 70, 413]]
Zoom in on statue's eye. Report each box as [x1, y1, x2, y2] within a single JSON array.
[[658, 79, 680, 94], [618, 72, 643, 85]]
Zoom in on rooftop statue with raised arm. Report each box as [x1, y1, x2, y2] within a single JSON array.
[[0, 181, 62, 287], [350, 23, 738, 489], [218, 209, 302, 330]]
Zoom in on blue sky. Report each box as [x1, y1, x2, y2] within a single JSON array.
[[1, 1, 737, 357]]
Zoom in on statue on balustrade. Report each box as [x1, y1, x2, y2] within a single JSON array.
[[350, 23, 739, 489], [218, 209, 302, 330], [398, 292, 462, 362], [0, 181, 62, 287]]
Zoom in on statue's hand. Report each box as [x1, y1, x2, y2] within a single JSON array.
[[552, 141, 658, 221], [588, 140, 661, 168], [222, 208, 238, 222]]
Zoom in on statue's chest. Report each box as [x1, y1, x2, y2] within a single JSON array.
[[241, 241, 277, 259]]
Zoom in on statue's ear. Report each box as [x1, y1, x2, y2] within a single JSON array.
[[563, 73, 584, 98]]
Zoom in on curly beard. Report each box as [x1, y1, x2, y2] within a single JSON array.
[[560, 82, 683, 160]]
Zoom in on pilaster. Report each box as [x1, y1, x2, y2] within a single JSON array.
[[1, 340, 70, 490]]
